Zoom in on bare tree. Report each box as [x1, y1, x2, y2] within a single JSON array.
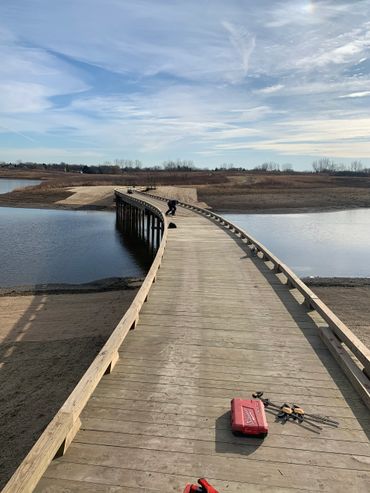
[[282, 163, 293, 172], [312, 158, 334, 173], [350, 160, 363, 172]]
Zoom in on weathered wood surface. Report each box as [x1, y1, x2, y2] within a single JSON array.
[[36, 197, 370, 492]]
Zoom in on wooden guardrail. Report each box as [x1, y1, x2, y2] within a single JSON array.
[[2, 193, 167, 493], [137, 190, 370, 410]]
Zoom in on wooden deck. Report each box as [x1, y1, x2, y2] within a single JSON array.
[[35, 198, 370, 492]]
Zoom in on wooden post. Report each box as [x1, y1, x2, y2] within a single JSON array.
[[146, 211, 150, 243], [151, 213, 155, 253], [129, 204, 133, 233], [104, 351, 119, 374], [156, 216, 161, 251], [55, 417, 81, 458]]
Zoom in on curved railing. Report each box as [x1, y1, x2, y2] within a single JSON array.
[[2, 193, 167, 493], [137, 190, 370, 410]]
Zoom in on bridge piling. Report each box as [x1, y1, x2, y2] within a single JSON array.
[[115, 192, 165, 258]]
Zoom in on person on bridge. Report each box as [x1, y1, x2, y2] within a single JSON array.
[[165, 199, 177, 216]]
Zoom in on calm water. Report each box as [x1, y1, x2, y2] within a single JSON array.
[[0, 178, 41, 194], [0, 208, 148, 287], [223, 209, 370, 278]]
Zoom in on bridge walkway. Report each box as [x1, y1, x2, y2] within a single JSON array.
[[36, 197, 370, 492]]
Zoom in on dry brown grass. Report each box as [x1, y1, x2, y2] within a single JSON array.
[[2, 169, 370, 212]]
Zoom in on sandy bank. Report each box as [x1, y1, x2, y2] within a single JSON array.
[[0, 282, 139, 489], [304, 277, 370, 350]]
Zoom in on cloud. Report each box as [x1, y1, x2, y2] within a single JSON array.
[[266, 0, 356, 28], [0, 82, 52, 113], [308, 36, 370, 67], [0, 34, 88, 114], [255, 84, 284, 94], [214, 117, 370, 158], [222, 22, 256, 81], [340, 91, 370, 98], [0, 147, 104, 162], [0, 123, 36, 143]]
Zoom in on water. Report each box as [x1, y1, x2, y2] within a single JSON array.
[[223, 209, 370, 278], [0, 208, 148, 286], [0, 178, 41, 194]]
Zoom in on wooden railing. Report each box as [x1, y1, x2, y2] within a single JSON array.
[[2, 193, 167, 493], [137, 190, 370, 410]]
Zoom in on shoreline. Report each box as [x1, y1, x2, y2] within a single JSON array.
[[303, 277, 370, 287], [0, 186, 370, 215], [0, 201, 114, 212], [216, 204, 370, 215], [2, 192, 370, 215], [0, 276, 144, 297], [1, 276, 369, 295]]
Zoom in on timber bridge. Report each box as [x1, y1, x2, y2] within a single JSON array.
[[3, 191, 370, 492]]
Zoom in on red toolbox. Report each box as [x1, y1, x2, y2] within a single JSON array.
[[231, 398, 268, 437]]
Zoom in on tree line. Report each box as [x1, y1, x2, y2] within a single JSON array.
[[1, 157, 369, 175]]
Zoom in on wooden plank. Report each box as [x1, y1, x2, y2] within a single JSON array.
[[113, 358, 346, 383], [76, 426, 370, 456], [43, 443, 370, 492], [86, 394, 364, 420], [104, 371, 359, 400], [80, 414, 369, 445], [73, 428, 370, 470], [38, 462, 303, 493], [81, 403, 369, 433], [35, 477, 147, 493], [91, 386, 367, 415]]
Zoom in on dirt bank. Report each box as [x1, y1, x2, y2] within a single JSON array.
[[2, 170, 370, 213], [0, 281, 139, 489], [304, 278, 370, 349], [198, 174, 370, 213]]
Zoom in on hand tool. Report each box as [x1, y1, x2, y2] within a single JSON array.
[[277, 403, 322, 430], [291, 404, 339, 426], [252, 392, 339, 428], [183, 478, 219, 493]]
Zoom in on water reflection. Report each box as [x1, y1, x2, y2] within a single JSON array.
[[0, 207, 147, 286], [223, 209, 370, 277], [116, 227, 153, 273]]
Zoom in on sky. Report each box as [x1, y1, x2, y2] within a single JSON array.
[[1, 0, 370, 169]]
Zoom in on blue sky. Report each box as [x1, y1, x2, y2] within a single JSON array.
[[1, 0, 370, 169]]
